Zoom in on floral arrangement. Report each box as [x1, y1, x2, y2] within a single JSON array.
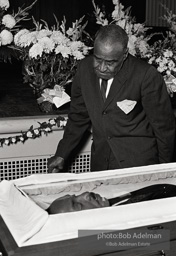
[[0, 0, 37, 62], [0, 115, 67, 147], [92, 0, 150, 57], [146, 45, 176, 96], [144, 5, 176, 97], [14, 16, 92, 112], [162, 4, 176, 34]]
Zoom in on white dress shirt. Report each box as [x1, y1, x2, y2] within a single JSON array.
[[100, 78, 114, 98]]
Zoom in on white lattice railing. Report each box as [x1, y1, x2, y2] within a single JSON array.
[[0, 115, 91, 180]]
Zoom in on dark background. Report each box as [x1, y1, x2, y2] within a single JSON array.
[[11, 0, 146, 34]]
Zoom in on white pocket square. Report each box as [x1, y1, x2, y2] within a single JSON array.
[[117, 99, 137, 114]]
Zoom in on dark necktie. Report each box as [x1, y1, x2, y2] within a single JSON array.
[[101, 79, 108, 102]]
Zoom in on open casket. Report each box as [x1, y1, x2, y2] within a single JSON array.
[[1, 163, 176, 256]]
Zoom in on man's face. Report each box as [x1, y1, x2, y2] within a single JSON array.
[[48, 192, 109, 214], [93, 40, 127, 80]]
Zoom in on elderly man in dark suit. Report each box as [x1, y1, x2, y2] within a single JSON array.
[[48, 24, 175, 173]]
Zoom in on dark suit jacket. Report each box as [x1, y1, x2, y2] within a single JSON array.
[[56, 54, 176, 171]]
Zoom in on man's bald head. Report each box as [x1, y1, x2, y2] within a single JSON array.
[[94, 24, 128, 51]]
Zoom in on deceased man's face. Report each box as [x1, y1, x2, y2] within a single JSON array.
[[47, 192, 109, 214]]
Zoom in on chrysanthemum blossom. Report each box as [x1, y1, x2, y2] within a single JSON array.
[[0, 0, 9, 10], [14, 29, 30, 46], [36, 29, 52, 40], [163, 50, 173, 58], [18, 31, 38, 47], [29, 43, 43, 59], [72, 50, 84, 60], [2, 14, 16, 29], [69, 41, 83, 51], [0, 29, 13, 45], [38, 37, 55, 53], [51, 31, 69, 45], [55, 45, 71, 58]]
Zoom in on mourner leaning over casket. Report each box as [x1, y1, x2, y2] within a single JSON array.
[[46, 183, 176, 214]]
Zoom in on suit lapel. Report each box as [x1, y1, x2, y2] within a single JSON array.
[[89, 69, 105, 106], [103, 62, 129, 110]]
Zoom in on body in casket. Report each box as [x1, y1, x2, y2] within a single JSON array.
[[1, 163, 176, 255]]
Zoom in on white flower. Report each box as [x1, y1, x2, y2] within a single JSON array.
[[14, 29, 30, 46], [157, 66, 165, 73], [162, 57, 168, 64], [72, 50, 84, 60], [55, 45, 71, 58], [148, 56, 155, 64], [60, 120, 67, 126], [112, 2, 125, 21], [0, 29, 13, 45], [27, 131, 33, 138], [69, 41, 83, 51], [155, 57, 162, 63], [158, 61, 165, 68], [38, 37, 55, 53], [20, 136, 24, 141], [163, 50, 173, 58], [17, 31, 38, 47], [66, 27, 75, 37], [4, 139, 9, 145], [133, 23, 144, 33], [166, 70, 171, 76], [50, 31, 69, 45], [116, 19, 126, 30], [125, 22, 133, 35], [101, 18, 109, 26], [2, 14, 16, 29], [29, 43, 43, 58], [45, 127, 51, 132], [128, 35, 137, 56], [137, 40, 149, 56], [0, 0, 9, 10], [82, 46, 92, 55], [112, 0, 119, 5], [11, 137, 16, 143], [34, 129, 39, 135], [36, 29, 52, 39], [49, 119, 56, 125], [168, 60, 175, 69]]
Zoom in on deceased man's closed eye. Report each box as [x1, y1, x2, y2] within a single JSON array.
[[46, 184, 176, 214]]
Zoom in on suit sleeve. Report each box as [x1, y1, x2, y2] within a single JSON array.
[[141, 66, 176, 163], [55, 63, 91, 160]]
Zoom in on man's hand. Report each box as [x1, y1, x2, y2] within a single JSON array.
[[47, 156, 65, 173]]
